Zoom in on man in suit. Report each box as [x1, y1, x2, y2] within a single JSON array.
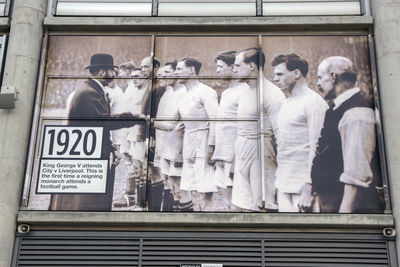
[[50, 53, 146, 211], [137, 56, 163, 210]]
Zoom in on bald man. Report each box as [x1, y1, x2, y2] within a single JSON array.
[[311, 56, 383, 213]]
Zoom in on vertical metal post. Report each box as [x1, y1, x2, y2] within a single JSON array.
[[47, 0, 57, 16], [368, 34, 392, 214], [256, 0, 263, 16], [4, 0, 12, 16], [152, 0, 158, 16], [261, 239, 266, 267], [21, 34, 49, 208], [361, 0, 371, 16], [258, 35, 266, 206], [138, 238, 144, 267]]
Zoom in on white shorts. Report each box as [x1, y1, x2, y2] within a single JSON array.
[[180, 157, 217, 193], [277, 191, 320, 212], [129, 141, 146, 161], [160, 158, 182, 177], [231, 136, 262, 211], [214, 161, 233, 188]]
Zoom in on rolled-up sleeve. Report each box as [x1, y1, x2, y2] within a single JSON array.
[[338, 107, 376, 188]]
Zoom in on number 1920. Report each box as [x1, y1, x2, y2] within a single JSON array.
[[42, 127, 103, 159]]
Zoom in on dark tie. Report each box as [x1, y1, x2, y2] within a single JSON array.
[[327, 99, 335, 110], [105, 92, 111, 106]]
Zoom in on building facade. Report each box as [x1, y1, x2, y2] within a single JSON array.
[[1, 0, 400, 266]]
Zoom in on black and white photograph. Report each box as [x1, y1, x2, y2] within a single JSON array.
[[26, 34, 385, 213], [262, 36, 384, 213]]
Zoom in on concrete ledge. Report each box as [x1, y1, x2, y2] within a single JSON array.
[[18, 211, 394, 229], [0, 17, 10, 31], [44, 15, 373, 32]]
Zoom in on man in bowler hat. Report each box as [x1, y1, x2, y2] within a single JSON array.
[[50, 53, 146, 211]]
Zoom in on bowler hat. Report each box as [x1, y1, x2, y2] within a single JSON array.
[[85, 53, 118, 69]]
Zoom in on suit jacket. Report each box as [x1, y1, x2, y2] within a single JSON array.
[[69, 79, 142, 156], [50, 79, 143, 211]]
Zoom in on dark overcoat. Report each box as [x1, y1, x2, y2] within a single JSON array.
[[50, 79, 141, 211]]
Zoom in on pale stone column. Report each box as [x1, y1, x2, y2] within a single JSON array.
[[371, 0, 400, 260], [0, 0, 46, 266]]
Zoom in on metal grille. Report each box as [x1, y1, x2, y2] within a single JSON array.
[[265, 239, 389, 266], [17, 237, 140, 266], [141, 238, 262, 266], [13, 231, 395, 267]]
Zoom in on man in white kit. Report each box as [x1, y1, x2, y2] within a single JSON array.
[[271, 53, 328, 212], [153, 61, 194, 211], [107, 61, 145, 208], [105, 61, 136, 155], [231, 48, 285, 211], [121, 67, 148, 208], [175, 57, 219, 211], [211, 50, 249, 211]]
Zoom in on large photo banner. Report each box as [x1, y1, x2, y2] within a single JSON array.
[[25, 35, 386, 213]]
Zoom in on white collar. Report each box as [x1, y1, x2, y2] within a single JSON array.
[[92, 79, 106, 95], [333, 87, 360, 110]]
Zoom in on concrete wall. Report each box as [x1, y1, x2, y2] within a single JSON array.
[[371, 0, 400, 261], [0, 0, 46, 266]]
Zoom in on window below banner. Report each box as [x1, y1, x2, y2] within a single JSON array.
[[0, 0, 9, 17], [262, 1, 361, 16], [56, 0, 153, 16], [23, 34, 389, 214], [157, 0, 257, 16]]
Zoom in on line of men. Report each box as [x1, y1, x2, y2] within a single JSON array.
[[148, 50, 382, 213], [60, 49, 383, 213]]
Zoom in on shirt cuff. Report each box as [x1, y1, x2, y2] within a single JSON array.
[[339, 173, 372, 189], [208, 134, 216, 146]]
